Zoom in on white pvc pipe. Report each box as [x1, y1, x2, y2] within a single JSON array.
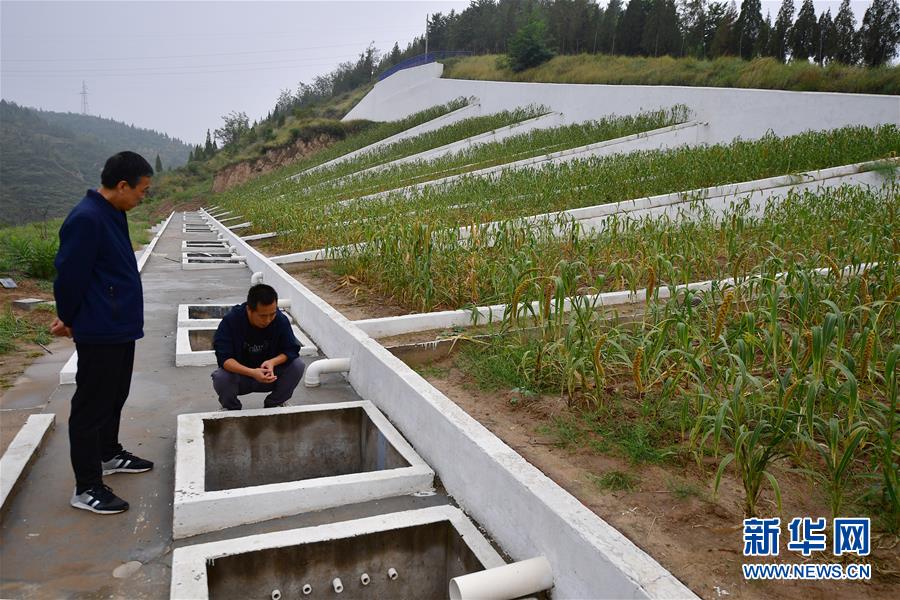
[[449, 557, 553, 600], [301, 583, 312, 595], [387, 567, 399, 580], [360, 573, 370, 586], [304, 358, 351, 387], [251, 271, 264, 285], [332, 577, 343, 593]]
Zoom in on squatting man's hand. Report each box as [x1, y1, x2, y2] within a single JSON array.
[[254, 360, 279, 384], [50, 317, 72, 338]]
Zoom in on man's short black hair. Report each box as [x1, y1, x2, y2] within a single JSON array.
[[100, 151, 154, 188], [247, 284, 278, 310]]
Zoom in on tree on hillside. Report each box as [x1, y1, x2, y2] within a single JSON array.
[[155, 154, 163, 173], [815, 9, 837, 65], [859, 0, 900, 66], [704, 2, 729, 56], [756, 11, 772, 57], [710, 1, 738, 56], [214, 111, 249, 149], [204, 129, 216, 157], [735, 0, 763, 59], [790, 0, 818, 62], [597, 0, 623, 54], [506, 18, 555, 71], [768, 0, 794, 61], [618, 0, 650, 55], [680, 0, 708, 58], [833, 0, 860, 64], [642, 0, 682, 56], [547, 0, 596, 54]]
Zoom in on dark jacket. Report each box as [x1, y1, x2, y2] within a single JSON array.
[[54, 190, 144, 344], [213, 303, 300, 369]]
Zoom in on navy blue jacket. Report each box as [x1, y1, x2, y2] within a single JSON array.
[[54, 190, 144, 344], [213, 303, 300, 369]]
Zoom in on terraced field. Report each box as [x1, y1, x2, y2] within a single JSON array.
[[207, 103, 900, 597]]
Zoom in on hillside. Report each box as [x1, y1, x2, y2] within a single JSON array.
[[441, 54, 900, 95], [0, 100, 192, 225]]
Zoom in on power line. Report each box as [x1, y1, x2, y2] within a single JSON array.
[[1, 39, 407, 63], [2, 60, 367, 79], [2, 53, 367, 76]]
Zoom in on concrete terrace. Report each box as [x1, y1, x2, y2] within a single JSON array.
[[0, 215, 447, 598]]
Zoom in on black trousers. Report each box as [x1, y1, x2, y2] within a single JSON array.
[[69, 341, 134, 491]]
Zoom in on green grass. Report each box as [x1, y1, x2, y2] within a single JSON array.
[[1, 213, 152, 281], [0, 308, 51, 354], [667, 478, 703, 500], [587, 470, 640, 492], [295, 105, 549, 186], [440, 182, 898, 524], [442, 54, 900, 95]]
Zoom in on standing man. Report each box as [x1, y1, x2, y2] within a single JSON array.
[[51, 151, 154, 514], [211, 284, 304, 410]]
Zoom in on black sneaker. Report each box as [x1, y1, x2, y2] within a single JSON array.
[[101, 450, 154, 475], [70, 484, 129, 514]]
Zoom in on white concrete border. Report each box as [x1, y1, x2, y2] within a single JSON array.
[[203, 209, 697, 599], [337, 111, 565, 183], [181, 240, 230, 251], [181, 255, 247, 270], [175, 325, 216, 367], [355, 261, 873, 340], [240, 231, 278, 241], [173, 401, 435, 538], [0, 414, 55, 515], [290, 102, 481, 180], [170, 505, 504, 599]]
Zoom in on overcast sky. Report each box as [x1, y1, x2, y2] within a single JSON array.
[[1, 1, 875, 145], [1, 1, 468, 144]]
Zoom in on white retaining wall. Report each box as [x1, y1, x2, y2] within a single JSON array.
[[344, 63, 900, 145]]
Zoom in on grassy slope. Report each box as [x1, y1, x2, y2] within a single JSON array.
[[442, 54, 900, 95]]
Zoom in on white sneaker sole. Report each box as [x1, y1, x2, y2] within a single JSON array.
[[102, 466, 152, 475], [70, 499, 128, 514]]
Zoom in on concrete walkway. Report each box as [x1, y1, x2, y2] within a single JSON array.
[[0, 215, 445, 598]]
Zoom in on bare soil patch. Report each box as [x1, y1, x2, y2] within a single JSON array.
[[0, 278, 56, 390], [282, 263, 410, 321], [419, 357, 900, 600]]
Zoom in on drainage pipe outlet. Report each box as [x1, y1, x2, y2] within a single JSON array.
[[332, 577, 344, 593], [449, 556, 553, 600], [304, 358, 351, 387]]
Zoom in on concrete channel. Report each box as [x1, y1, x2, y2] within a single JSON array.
[[0, 211, 694, 598], [0, 214, 448, 598]]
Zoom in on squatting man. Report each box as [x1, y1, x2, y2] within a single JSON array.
[[211, 284, 305, 410]]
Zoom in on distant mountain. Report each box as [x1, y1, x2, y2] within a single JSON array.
[[0, 100, 192, 225]]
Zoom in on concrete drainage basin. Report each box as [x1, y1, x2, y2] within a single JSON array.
[[171, 505, 504, 599], [174, 401, 434, 537]]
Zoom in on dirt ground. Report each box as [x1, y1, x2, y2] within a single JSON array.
[[420, 357, 899, 600], [0, 278, 56, 389], [0, 278, 60, 456], [283, 262, 411, 321]]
